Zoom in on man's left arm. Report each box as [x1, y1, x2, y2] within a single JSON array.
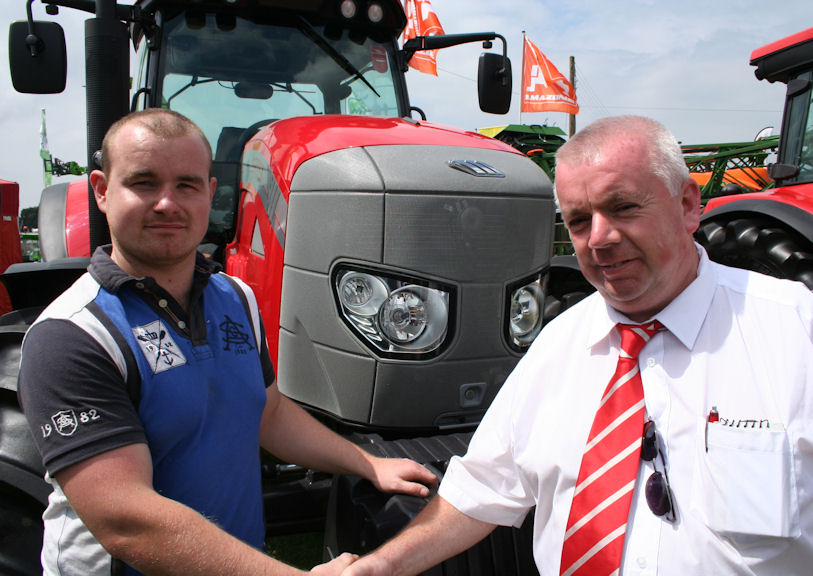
[[259, 384, 437, 497]]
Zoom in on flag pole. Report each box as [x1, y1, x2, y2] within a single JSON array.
[[519, 31, 525, 125], [568, 56, 576, 137]]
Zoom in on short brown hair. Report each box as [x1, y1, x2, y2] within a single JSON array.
[[100, 109, 212, 175]]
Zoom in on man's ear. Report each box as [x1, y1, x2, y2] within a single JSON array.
[[89, 170, 108, 213], [208, 177, 217, 203], [680, 177, 702, 234]]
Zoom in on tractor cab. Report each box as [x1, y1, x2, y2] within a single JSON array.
[[129, 3, 413, 251]]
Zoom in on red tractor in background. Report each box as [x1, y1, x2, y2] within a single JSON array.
[[0, 180, 23, 316], [1, 1, 593, 573], [695, 27, 813, 288]]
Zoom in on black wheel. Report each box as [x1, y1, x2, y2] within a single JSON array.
[[695, 216, 813, 290], [0, 320, 48, 574], [0, 483, 44, 575]]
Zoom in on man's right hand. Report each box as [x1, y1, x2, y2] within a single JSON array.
[[339, 555, 389, 576], [310, 552, 358, 575]]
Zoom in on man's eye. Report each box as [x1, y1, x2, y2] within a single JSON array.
[[567, 217, 589, 231]]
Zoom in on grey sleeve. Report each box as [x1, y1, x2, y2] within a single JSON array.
[[17, 319, 147, 475]]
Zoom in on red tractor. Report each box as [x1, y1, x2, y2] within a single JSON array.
[[1, 1, 591, 573], [695, 27, 813, 288]]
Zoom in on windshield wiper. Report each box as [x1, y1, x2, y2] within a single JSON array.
[[166, 76, 219, 107], [296, 17, 380, 98]]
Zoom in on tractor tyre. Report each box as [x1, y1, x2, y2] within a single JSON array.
[[0, 482, 44, 575], [695, 216, 813, 290], [0, 316, 47, 574]]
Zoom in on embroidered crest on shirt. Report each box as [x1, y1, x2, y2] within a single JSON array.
[[133, 320, 187, 374], [219, 314, 254, 354], [51, 409, 79, 436]]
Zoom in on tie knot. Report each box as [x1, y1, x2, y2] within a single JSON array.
[[617, 321, 662, 359]]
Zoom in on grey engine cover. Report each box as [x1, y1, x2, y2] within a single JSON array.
[[277, 144, 555, 430]]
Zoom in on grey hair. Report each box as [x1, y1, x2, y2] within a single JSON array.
[[553, 115, 689, 197]]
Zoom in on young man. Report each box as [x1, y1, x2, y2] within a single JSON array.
[[18, 109, 435, 575], [342, 115, 813, 575]]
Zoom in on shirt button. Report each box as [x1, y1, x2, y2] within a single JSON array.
[[646, 357, 656, 368], [158, 299, 168, 308], [135, 282, 145, 289], [637, 557, 647, 569], [178, 320, 187, 330]]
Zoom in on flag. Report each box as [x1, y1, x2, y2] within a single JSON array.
[[402, 0, 445, 76], [521, 37, 579, 115], [40, 108, 52, 187]]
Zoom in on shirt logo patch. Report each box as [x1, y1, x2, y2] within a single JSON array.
[[133, 320, 187, 374], [51, 409, 78, 436], [219, 314, 254, 355]]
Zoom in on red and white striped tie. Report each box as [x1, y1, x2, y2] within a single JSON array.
[[559, 322, 662, 576]]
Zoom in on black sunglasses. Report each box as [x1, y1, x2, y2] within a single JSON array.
[[641, 420, 676, 522]]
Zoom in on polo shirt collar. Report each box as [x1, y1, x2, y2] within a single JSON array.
[[87, 245, 222, 295]]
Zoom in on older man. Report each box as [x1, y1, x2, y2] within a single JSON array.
[[342, 115, 813, 576]]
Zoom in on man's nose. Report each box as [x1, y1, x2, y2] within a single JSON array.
[[588, 213, 619, 249], [153, 185, 180, 211]]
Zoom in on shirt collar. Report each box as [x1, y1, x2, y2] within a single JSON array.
[[87, 245, 222, 295], [584, 243, 715, 351]]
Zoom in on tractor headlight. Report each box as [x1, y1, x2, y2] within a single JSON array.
[[339, 0, 357, 19], [506, 273, 546, 351], [367, 2, 384, 24], [334, 266, 452, 357]]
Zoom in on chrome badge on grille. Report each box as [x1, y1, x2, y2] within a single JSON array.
[[448, 159, 505, 177]]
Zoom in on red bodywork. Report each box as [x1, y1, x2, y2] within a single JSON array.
[[64, 180, 91, 258], [750, 27, 813, 63], [704, 183, 813, 214], [0, 179, 22, 315]]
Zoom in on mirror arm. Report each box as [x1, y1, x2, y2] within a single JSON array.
[[24, 0, 42, 56], [401, 32, 509, 75]]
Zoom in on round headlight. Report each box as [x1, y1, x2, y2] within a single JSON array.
[[510, 283, 542, 344], [338, 272, 387, 316], [367, 2, 384, 23], [340, 0, 357, 19], [510, 287, 540, 336], [379, 289, 426, 343]]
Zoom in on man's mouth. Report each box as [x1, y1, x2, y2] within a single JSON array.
[[598, 258, 635, 272]]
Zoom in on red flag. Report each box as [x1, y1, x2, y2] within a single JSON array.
[[402, 0, 445, 76], [521, 37, 579, 114]]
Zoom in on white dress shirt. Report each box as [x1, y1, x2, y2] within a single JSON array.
[[439, 246, 813, 575]]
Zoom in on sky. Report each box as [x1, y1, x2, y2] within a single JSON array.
[[1, 0, 809, 211]]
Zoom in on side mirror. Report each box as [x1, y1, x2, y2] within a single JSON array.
[[8, 20, 67, 94], [768, 163, 799, 181], [478, 52, 512, 115]]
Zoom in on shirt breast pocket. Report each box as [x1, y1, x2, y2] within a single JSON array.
[[690, 421, 799, 539]]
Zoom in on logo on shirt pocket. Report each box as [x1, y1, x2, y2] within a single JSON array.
[[133, 320, 187, 374]]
